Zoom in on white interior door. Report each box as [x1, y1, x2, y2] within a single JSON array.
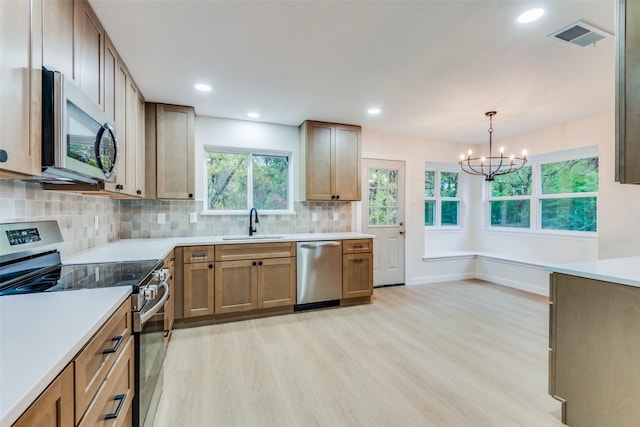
[[362, 159, 405, 286]]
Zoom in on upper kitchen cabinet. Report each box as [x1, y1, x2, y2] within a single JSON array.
[[145, 104, 195, 200], [0, 0, 43, 178], [74, 0, 104, 109], [102, 35, 128, 194], [299, 120, 362, 201], [43, 0, 74, 78], [616, 0, 640, 183]]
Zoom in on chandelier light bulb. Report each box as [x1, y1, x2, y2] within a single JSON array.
[[460, 154, 465, 160], [522, 150, 527, 158], [500, 146, 504, 154], [481, 156, 486, 163], [468, 149, 472, 156]]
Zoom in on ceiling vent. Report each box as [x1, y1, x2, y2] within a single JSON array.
[[548, 20, 611, 47]]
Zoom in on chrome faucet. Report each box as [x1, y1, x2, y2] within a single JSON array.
[[249, 208, 259, 236]]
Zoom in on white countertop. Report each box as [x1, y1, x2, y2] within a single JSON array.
[[547, 256, 640, 288], [0, 287, 131, 426], [64, 232, 375, 264]]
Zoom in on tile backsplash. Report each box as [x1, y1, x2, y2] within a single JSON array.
[[0, 180, 120, 257], [1, 180, 352, 257]]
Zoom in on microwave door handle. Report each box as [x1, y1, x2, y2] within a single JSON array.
[[139, 282, 169, 326], [94, 124, 117, 179]]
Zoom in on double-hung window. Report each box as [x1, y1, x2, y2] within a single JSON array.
[[488, 151, 598, 232], [204, 147, 292, 213], [424, 168, 460, 227]]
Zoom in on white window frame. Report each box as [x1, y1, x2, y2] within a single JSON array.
[[486, 146, 598, 237], [424, 163, 462, 229], [202, 145, 294, 215]]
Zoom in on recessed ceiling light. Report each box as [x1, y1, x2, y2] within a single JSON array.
[[517, 8, 544, 24], [195, 83, 212, 92], [367, 108, 381, 115], [247, 112, 260, 119]]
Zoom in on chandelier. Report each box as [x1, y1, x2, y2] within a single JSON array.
[[458, 111, 527, 181]]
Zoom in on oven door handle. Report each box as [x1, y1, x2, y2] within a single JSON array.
[[139, 281, 169, 326]]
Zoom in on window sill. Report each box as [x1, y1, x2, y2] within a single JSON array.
[[483, 227, 597, 240]]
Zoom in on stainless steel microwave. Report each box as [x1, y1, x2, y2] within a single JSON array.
[[42, 68, 118, 184]]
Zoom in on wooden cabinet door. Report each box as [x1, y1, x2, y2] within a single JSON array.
[[13, 363, 74, 427], [43, 0, 73, 78], [343, 253, 373, 298], [334, 124, 361, 201], [0, 0, 42, 178], [155, 104, 195, 200], [304, 121, 334, 200], [183, 262, 214, 318], [258, 258, 296, 309], [74, 0, 104, 108], [215, 260, 257, 314], [102, 36, 127, 194], [134, 91, 146, 197]]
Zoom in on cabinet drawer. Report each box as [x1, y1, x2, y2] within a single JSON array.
[[78, 336, 134, 427], [343, 239, 373, 254], [183, 245, 215, 264], [75, 299, 131, 424], [215, 242, 295, 262]]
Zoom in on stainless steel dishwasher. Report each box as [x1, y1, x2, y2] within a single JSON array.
[[296, 240, 342, 309]]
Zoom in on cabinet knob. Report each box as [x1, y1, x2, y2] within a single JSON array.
[[258, 261, 263, 266], [137, 189, 142, 195], [252, 261, 257, 266], [331, 195, 336, 199], [116, 184, 124, 190], [188, 193, 193, 198], [208, 264, 213, 269], [0, 150, 7, 162], [336, 195, 340, 199]]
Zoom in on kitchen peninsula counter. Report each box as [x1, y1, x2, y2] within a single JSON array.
[[63, 232, 375, 264], [0, 287, 131, 426], [546, 256, 640, 426]]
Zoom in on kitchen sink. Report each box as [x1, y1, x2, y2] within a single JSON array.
[[221, 235, 283, 241]]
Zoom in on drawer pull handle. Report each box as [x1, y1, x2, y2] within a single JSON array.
[[102, 335, 124, 354], [104, 393, 126, 420], [191, 253, 207, 259], [353, 259, 365, 263], [353, 245, 363, 249]]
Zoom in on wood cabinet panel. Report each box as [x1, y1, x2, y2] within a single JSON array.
[[12, 363, 74, 427], [74, 299, 131, 425], [214, 242, 295, 262], [164, 251, 175, 344], [183, 262, 215, 318], [0, 0, 42, 178], [300, 120, 362, 201], [73, 0, 104, 108], [343, 253, 373, 299], [215, 260, 257, 314], [78, 336, 134, 427], [43, 0, 74, 78], [333, 124, 361, 201], [183, 246, 215, 264], [152, 104, 195, 200], [343, 239, 373, 254], [551, 273, 640, 426], [258, 257, 296, 309], [616, 0, 640, 183]]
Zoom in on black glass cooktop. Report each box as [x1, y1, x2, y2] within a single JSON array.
[[0, 259, 162, 296]]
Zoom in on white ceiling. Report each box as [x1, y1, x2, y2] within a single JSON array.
[[89, 0, 615, 144]]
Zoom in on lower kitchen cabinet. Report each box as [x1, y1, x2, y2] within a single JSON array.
[[179, 245, 215, 318], [183, 261, 215, 318], [12, 363, 74, 427], [214, 243, 296, 315], [214, 257, 296, 314], [550, 272, 640, 426], [342, 239, 373, 299]]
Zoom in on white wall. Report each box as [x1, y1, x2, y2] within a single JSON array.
[[194, 116, 300, 202]]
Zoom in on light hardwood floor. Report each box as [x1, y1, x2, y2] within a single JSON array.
[[153, 280, 563, 426]]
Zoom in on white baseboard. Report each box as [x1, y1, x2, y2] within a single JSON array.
[[475, 273, 548, 296], [407, 272, 475, 286]]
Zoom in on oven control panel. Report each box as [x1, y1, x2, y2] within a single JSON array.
[[0, 221, 63, 258], [6, 227, 42, 246]]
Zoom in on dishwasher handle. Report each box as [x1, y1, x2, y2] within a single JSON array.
[[299, 241, 341, 249]]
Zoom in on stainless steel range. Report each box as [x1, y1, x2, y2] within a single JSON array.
[[0, 221, 169, 427]]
